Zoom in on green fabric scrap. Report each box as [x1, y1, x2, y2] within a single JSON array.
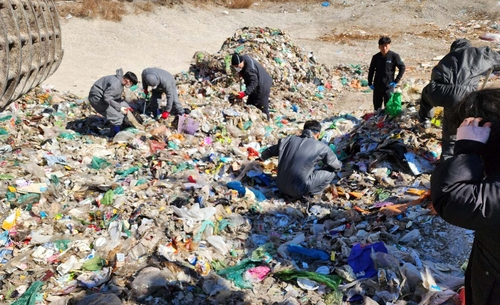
[[10, 281, 43, 305]]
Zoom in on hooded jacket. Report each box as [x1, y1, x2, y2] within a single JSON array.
[[261, 129, 342, 198], [141, 68, 180, 113], [431, 139, 500, 304], [239, 55, 273, 102], [88, 68, 125, 113], [424, 39, 500, 108]]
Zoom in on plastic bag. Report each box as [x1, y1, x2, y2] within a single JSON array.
[[386, 92, 402, 117], [91, 157, 111, 170], [274, 270, 341, 290]]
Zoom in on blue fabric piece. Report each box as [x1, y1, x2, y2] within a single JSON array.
[[347, 242, 388, 279], [287, 245, 329, 261], [249, 187, 266, 202], [227, 181, 246, 196], [112, 125, 121, 135], [255, 174, 272, 186]]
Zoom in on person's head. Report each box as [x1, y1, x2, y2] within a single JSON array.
[[231, 54, 245, 72], [303, 120, 322, 139], [450, 39, 472, 52], [452, 88, 500, 174], [122, 71, 138, 88], [378, 36, 391, 56]]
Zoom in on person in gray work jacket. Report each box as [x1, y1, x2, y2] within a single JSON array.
[[231, 53, 273, 120], [419, 39, 500, 160], [260, 120, 342, 199], [88, 68, 138, 136], [142, 67, 186, 120]]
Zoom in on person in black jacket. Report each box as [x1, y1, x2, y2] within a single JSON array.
[[231, 54, 273, 120], [368, 36, 406, 111], [419, 39, 500, 160], [431, 88, 500, 305], [260, 120, 342, 200]]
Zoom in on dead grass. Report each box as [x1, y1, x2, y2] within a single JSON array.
[[54, 0, 316, 21], [227, 0, 254, 9], [56, 0, 126, 21]]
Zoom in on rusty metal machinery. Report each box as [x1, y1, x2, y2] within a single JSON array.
[[0, 0, 63, 110]]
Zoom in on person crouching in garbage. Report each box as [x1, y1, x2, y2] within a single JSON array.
[[260, 120, 342, 200], [431, 88, 500, 304], [141, 67, 189, 126], [230, 53, 273, 121], [88, 68, 138, 136]]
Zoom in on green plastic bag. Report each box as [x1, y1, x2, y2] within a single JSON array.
[[274, 270, 342, 290], [91, 157, 111, 170], [386, 92, 402, 117], [101, 189, 114, 205], [82, 256, 106, 271]]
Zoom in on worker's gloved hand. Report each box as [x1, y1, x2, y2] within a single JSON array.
[[238, 91, 246, 99], [457, 117, 491, 144], [369, 85, 374, 90], [161, 111, 170, 119], [120, 107, 132, 114], [389, 82, 397, 88]]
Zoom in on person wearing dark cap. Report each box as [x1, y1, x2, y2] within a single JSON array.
[[368, 36, 405, 111], [88, 68, 138, 136], [141, 67, 186, 121], [260, 120, 342, 200], [418, 38, 500, 160], [231, 53, 273, 120]]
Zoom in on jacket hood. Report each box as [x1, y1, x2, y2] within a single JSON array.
[[144, 73, 160, 87], [301, 129, 317, 138], [115, 68, 124, 79], [450, 39, 472, 52]]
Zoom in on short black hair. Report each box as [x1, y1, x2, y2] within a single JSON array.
[[124, 71, 138, 85], [378, 36, 391, 45], [303, 120, 322, 133], [231, 54, 242, 66]]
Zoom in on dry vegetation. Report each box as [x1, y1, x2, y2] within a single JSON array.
[[54, 0, 314, 21]]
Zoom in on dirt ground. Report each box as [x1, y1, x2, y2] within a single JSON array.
[[43, 0, 499, 287]]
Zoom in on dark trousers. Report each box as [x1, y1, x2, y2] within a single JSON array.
[[248, 90, 270, 121], [419, 83, 463, 160], [373, 86, 394, 110]]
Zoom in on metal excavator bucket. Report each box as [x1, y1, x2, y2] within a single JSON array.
[[0, 0, 63, 110]]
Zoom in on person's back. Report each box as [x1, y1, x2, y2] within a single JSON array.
[[430, 39, 500, 95], [239, 55, 272, 92], [261, 121, 341, 199], [141, 67, 175, 91], [89, 69, 123, 106], [419, 39, 500, 159]]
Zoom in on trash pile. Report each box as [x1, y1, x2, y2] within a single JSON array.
[[0, 27, 469, 305]]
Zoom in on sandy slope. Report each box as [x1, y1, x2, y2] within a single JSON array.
[[45, 0, 498, 101]]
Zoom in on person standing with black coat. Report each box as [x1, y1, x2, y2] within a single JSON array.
[[431, 88, 500, 305], [419, 39, 500, 160], [231, 53, 273, 121], [368, 36, 406, 111]]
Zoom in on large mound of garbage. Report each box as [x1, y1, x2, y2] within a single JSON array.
[[0, 27, 468, 305]]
